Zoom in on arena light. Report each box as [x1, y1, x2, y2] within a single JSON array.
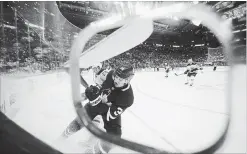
[[90, 14, 123, 31], [135, 2, 151, 15], [2, 24, 16, 29], [24, 21, 45, 30], [192, 19, 201, 26], [173, 16, 179, 21], [195, 44, 204, 46], [143, 3, 186, 19], [193, 1, 199, 4], [232, 30, 241, 33]]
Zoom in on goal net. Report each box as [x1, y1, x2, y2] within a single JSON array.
[[206, 47, 228, 65]]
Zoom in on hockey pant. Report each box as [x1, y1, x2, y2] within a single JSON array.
[[186, 73, 197, 85]]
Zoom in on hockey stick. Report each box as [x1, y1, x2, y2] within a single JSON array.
[[79, 68, 89, 88], [64, 17, 153, 69], [76, 16, 153, 97], [174, 72, 185, 76]]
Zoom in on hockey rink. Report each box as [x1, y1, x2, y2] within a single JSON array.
[[0, 65, 246, 153]]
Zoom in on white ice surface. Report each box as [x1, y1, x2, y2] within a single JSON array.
[[1, 65, 245, 153]]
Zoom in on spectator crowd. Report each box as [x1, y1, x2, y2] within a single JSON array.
[[1, 1, 244, 75], [105, 44, 209, 69]]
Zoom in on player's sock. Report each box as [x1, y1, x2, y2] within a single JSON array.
[[80, 116, 105, 153], [62, 118, 83, 138], [92, 141, 106, 154], [190, 78, 194, 86], [185, 76, 190, 84], [93, 141, 112, 154], [82, 142, 95, 154]]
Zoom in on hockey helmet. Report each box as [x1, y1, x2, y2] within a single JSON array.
[[113, 65, 135, 80]]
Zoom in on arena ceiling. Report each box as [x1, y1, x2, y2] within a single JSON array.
[[1, 1, 246, 47], [57, 1, 246, 46]]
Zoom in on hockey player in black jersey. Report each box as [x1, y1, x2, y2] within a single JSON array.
[[60, 65, 135, 153], [213, 62, 217, 71]]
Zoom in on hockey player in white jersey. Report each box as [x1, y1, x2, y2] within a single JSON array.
[[175, 59, 200, 86], [184, 59, 200, 86], [199, 63, 204, 74], [164, 63, 171, 78], [92, 63, 110, 87], [80, 63, 109, 87]]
